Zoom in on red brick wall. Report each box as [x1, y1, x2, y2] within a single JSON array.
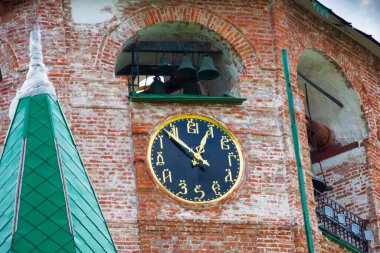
[[139, 221, 295, 253], [319, 147, 371, 217], [0, 1, 25, 154], [0, 0, 379, 252]]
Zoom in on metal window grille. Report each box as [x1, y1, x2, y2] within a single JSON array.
[[315, 190, 370, 252]]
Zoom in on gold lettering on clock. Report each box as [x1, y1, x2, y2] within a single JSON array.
[[187, 119, 199, 134], [212, 181, 222, 197], [220, 136, 230, 150], [177, 180, 188, 195], [194, 185, 205, 201], [162, 169, 172, 183], [156, 152, 165, 166], [207, 124, 215, 138], [228, 152, 237, 166], [157, 134, 164, 149], [169, 123, 178, 138], [225, 168, 233, 183]]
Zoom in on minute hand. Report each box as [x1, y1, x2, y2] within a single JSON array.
[[163, 129, 210, 166]]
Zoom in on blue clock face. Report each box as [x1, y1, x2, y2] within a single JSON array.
[[147, 115, 244, 205]]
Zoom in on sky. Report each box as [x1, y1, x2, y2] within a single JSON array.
[[318, 0, 380, 42]]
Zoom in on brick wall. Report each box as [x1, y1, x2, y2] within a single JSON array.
[[0, 0, 379, 252], [318, 147, 371, 217]]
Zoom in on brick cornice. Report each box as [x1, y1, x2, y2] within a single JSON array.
[[97, 5, 263, 74]]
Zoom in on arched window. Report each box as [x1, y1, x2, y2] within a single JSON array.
[[297, 49, 371, 252], [115, 22, 245, 104]]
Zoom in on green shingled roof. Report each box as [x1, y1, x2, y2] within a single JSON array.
[[0, 94, 117, 253]]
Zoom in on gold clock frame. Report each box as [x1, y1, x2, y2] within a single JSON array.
[[146, 114, 245, 207]]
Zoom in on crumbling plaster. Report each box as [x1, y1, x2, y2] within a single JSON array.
[[297, 49, 369, 145]]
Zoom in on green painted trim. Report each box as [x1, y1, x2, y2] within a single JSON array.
[[319, 226, 363, 253], [22, 97, 31, 138], [128, 94, 246, 105], [311, 0, 330, 18], [46, 95, 56, 138], [52, 95, 77, 148], [281, 49, 315, 253]]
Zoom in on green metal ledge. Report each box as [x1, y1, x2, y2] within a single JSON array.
[[128, 94, 246, 105], [319, 225, 363, 253]]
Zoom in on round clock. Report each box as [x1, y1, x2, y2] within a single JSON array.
[[147, 114, 244, 206]]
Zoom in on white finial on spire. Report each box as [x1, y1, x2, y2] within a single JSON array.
[[9, 29, 56, 119]]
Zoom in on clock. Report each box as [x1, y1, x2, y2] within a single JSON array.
[[147, 114, 244, 206]]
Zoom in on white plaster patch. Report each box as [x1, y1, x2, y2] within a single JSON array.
[[157, 191, 291, 223], [249, 193, 290, 220], [70, 82, 127, 109], [71, 0, 115, 24]]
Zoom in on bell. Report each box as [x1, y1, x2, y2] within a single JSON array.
[[183, 81, 201, 95], [150, 76, 167, 94], [197, 56, 220, 81], [312, 175, 333, 193], [176, 55, 196, 78], [159, 54, 172, 74], [167, 76, 177, 87]]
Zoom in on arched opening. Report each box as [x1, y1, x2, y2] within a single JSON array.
[[0, 38, 19, 81], [297, 48, 372, 251], [115, 22, 244, 98]]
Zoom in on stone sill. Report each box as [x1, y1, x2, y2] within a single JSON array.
[[128, 94, 246, 105]]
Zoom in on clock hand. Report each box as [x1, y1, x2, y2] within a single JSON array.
[[163, 128, 193, 152], [198, 129, 210, 153], [163, 128, 210, 166], [192, 129, 210, 166]]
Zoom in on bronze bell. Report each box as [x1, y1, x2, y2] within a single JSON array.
[[150, 76, 167, 94], [167, 75, 177, 87], [183, 81, 201, 95], [176, 55, 196, 78], [197, 56, 220, 81], [159, 54, 172, 74], [312, 175, 333, 193]]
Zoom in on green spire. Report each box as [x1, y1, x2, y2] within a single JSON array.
[[0, 94, 117, 252], [1, 29, 116, 252]]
